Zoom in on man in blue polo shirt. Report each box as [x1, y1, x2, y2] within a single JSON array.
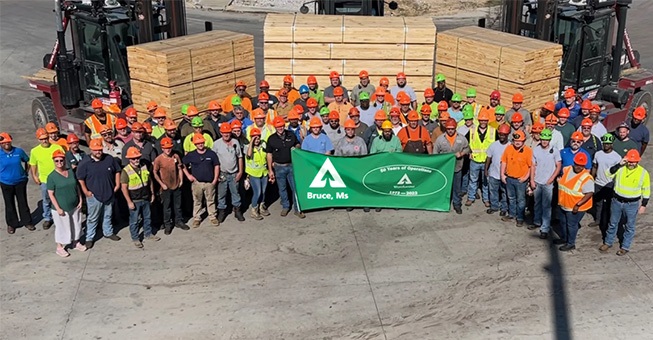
[[0, 132, 34, 234], [560, 131, 592, 170], [301, 117, 334, 155]]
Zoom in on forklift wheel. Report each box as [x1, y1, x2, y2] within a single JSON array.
[[32, 96, 57, 130]]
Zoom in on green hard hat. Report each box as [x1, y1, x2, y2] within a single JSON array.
[[231, 96, 242, 106], [359, 91, 371, 101], [451, 93, 462, 102], [462, 105, 474, 120], [319, 107, 330, 116], [601, 133, 615, 144], [540, 128, 552, 140], [494, 105, 506, 115], [436, 73, 446, 82], [466, 87, 477, 97], [191, 116, 204, 128], [181, 104, 190, 115]]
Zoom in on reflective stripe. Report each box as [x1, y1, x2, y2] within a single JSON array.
[[85, 114, 115, 139], [469, 126, 496, 163], [558, 167, 592, 211], [245, 145, 268, 178], [124, 164, 149, 191], [614, 165, 651, 198]]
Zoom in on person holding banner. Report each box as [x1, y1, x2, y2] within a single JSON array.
[[302, 117, 334, 155], [433, 118, 470, 214], [334, 119, 368, 157], [397, 111, 433, 154]]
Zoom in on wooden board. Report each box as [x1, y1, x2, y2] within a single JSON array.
[[265, 42, 434, 61], [264, 74, 433, 95], [23, 68, 56, 82]]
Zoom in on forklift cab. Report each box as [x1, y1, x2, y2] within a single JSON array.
[[300, 0, 397, 16]]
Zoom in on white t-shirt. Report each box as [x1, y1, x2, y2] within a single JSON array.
[[486, 140, 510, 180], [593, 150, 621, 187]]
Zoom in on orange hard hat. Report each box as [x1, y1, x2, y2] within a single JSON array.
[[253, 111, 267, 119], [259, 80, 270, 88], [186, 105, 199, 117], [543, 101, 555, 112], [89, 138, 104, 151], [287, 109, 300, 120], [91, 98, 103, 109], [0, 132, 12, 143], [625, 149, 641, 162], [581, 99, 592, 110], [437, 101, 449, 111], [115, 118, 128, 130], [163, 118, 177, 130], [273, 116, 285, 128], [396, 72, 406, 79], [106, 104, 121, 114], [142, 122, 152, 133], [407, 111, 419, 121], [420, 105, 432, 114], [220, 122, 232, 133], [307, 97, 318, 108], [235, 80, 247, 88], [258, 92, 270, 102], [349, 107, 360, 116], [477, 109, 490, 121], [581, 118, 593, 128], [153, 107, 167, 118], [283, 75, 293, 84], [511, 112, 523, 123], [591, 104, 601, 113], [329, 71, 340, 79], [633, 106, 647, 120], [359, 70, 369, 78], [343, 119, 356, 129], [438, 112, 450, 121], [51, 149, 65, 159], [293, 104, 305, 114], [35, 128, 48, 139], [125, 107, 138, 118], [513, 130, 526, 141], [278, 88, 288, 97], [333, 87, 344, 96], [444, 118, 457, 129], [424, 88, 435, 97], [307, 75, 317, 85], [45, 122, 59, 133], [131, 122, 144, 132], [328, 111, 340, 120], [490, 90, 501, 100], [557, 108, 570, 118], [374, 110, 387, 121], [571, 131, 584, 141], [66, 133, 80, 144], [146, 100, 158, 111], [398, 93, 411, 105], [309, 117, 323, 128], [374, 87, 386, 96], [249, 127, 261, 137], [389, 107, 401, 117], [545, 114, 559, 125], [208, 100, 222, 111], [512, 93, 524, 103], [573, 152, 588, 166], [564, 88, 576, 98], [160, 137, 173, 149], [230, 120, 243, 130], [192, 133, 206, 144], [126, 146, 142, 159], [379, 77, 390, 86], [498, 123, 511, 134], [531, 122, 544, 133], [99, 124, 111, 133]]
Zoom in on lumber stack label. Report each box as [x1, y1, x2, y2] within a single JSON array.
[[128, 30, 255, 120]]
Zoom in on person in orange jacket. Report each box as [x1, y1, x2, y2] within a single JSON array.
[[275, 75, 300, 104], [45, 122, 68, 151], [222, 80, 253, 113]]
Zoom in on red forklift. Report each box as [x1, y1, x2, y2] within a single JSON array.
[[500, 0, 652, 131]]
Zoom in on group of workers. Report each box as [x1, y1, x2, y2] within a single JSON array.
[[0, 70, 650, 257]]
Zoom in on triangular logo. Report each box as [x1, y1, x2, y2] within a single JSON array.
[[397, 173, 412, 185], [309, 158, 346, 188]]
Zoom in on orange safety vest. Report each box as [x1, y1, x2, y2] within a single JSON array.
[[85, 114, 115, 139], [558, 166, 593, 211]]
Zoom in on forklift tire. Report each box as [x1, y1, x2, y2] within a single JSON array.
[[629, 90, 651, 125], [32, 96, 58, 130]]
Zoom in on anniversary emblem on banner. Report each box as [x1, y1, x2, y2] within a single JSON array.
[[291, 149, 456, 212]]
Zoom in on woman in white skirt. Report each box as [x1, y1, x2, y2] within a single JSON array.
[[47, 150, 86, 257]]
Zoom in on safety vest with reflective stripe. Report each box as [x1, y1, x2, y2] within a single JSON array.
[[469, 126, 496, 163], [558, 166, 593, 211], [246, 124, 275, 142], [85, 114, 115, 139], [610, 165, 651, 199], [245, 144, 268, 178], [124, 164, 150, 191]]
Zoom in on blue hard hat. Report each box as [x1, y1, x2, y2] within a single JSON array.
[[299, 85, 309, 94]]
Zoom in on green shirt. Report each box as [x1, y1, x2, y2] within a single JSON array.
[[29, 144, 64, 183], [612, 138, 639, 157], [309, 88, 325, 109], [46, 170, 79, 212], [370, 135, 403, 154]]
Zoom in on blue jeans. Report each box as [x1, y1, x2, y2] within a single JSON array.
[[506, 177, 527, 221], [559, 209, 584, 246], [40, 183, 53, 222], [605, 199, 639, 250], [129, 200, 152, 241], [274, 164, 298, 212], [467, 161, 488, 202], [451, 170, 462, 208], [217, 173, 241, 209], [488, 176, 507, 212], [86, 195, 114, 241], [249, 175, 268, 209], [533, 183, 553, 232]]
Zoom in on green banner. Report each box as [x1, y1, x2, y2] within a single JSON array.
[[291, 149, 456, 212]]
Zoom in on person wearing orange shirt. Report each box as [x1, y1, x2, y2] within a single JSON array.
[[397, 111, 432, 154], [371, 87, 393, 115], [327, 87, 353, 122], [378, 77, 395, 106], [45, 122, 68, 151], [222, 80, 253, 113], [500, 130, 533, 226], [556, 152, 594, 251], [275, 75, 300, 104]]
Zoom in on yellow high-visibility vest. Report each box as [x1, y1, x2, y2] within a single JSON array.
[[468, 126, 496, 163], [610, 165, 651, 199]]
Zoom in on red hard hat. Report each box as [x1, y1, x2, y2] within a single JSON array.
[[235, 80, 247, 88], [581, 99, 592, 110], [91, 98, 103, 109], [389, 107, 401, 117], [625, 149, 641, 162], [633, 106, 647, 120], [531, 122, 544, 133], [512, 93, 524, 103], [125, 107, 138, 118], [557, 108, 570, 118], [398, 93, 411, 105], [329, 71, 340, 79], [543, 101, 555, 112], [253, 111, 267, 119], [307, 75, 317, 85], [374, 110, 387, 121], [259, 80, 270, 88], [359, 70, 369, 78], [153, 107, 167, 118], [192, 133, 205, 144], [580, 118, 593, 128], [160, 137, 173, 149], [591, 104, 601, 113], [349, 107, 360, 116], [66, 133, 80, 144], [424, 88, 435, 97], [131, 122, 144, 132], [283, 75, 293, 84], [309, 117, 323, 128], [208, 100, 222, 111], [407, 111, 419, 121], [513, 130, 526, 141], [573, 152, 588, 166], [490, 90, 501, 100], [420, 105, 432, 114], [444, 118, 457, 129], [220, 122, 232, 133], [126, 146, 142, 159], [249, 127, 262, 137], [163, 119, 177, 130], [545, 114, 559, 125], [230, 120, 243, 130], [571, 131, 584, 141], [396, 72, 407, 79], [511, 112, 523, 123], [186, 105, 199, 117], [333, 87, 344, 96], [307, 98, 318, 108], [273, 116, 285, 128], [498, 124, 511, 134], [89, 138, 103, 151], [115, 118, 128, 130], [437, 101, 448, 111], [146, 100, 158, 111], [52, 149, 65, 159], [564, 88, 576, 98], [293, 104, 305, 114], [45, 122, 59, 133], [328, 111, 340, 120], [258, 92, 270, 102], [287, 109, 300, 120], [379, 77, 390, 86]]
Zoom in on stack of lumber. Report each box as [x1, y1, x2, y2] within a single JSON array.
[[128, 30, 255, 121], [264, 14, 436, 99], [435, 26, 562, 112]]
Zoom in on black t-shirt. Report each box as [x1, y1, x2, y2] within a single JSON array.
[[121, 139, 158, 168], [182, 149, 219, 183], [266, 130, 299, 164], [433, 87, 454, 104], [155, 133, 184, 157], [76, 154, 122, 204], [84, 115, 109, 134]]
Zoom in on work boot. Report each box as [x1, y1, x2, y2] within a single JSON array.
[[501, 215, 514, 222], [250, 207, 263, 220], [375, 208, 382, 212], [164, 225, 173, 235], [133, 241, 143, 248], [464, 200, 473, 206], [454, 206, 462, 214], [486, 209, 497, 214], [516, 220, 524, 227], [175, 221, 190, 230], [539, 232, 548, 239], [25, 224, 35, 231], [598, 244, 611, 252], [363, 207, 370, 212], [42, 220, 53, 230], [192, 220, 201, 228], [106, 234, 121, 241], [259, 204, 270, 216], [85, 241, 94, 249], [280, 208, 290, 217], [559, 244, 575, 252], [294, 211, 306, 219], [527, 224, 539, 230], [210, 217, 220, 226], [588, 221, 600, 227], [346, 208, 354, 212], [499, 211, 507, 217], [217, 209, 226, 223], [234, 207, 245, 222], [145, 234, 161, 242]]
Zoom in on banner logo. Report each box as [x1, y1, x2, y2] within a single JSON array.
[[309, 158, 346, 188], [397, 174, 413, 185]]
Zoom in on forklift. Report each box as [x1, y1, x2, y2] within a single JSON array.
[[28, 0, 188, 141], [299, 0, 398, 16], [500, 0, 652, 131]]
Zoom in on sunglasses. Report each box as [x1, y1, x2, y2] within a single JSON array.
[[54, 159, 65, 163]]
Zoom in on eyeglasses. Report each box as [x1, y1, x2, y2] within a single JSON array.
[[54, 159, 65, 163]]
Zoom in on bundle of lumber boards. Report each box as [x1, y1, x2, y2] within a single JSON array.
[[435, 26, 562, 112], [264, 14, 436, 98], [128, 30, 255, 121]]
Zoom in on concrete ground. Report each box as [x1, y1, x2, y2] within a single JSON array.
[[1, 1, 653, 339]]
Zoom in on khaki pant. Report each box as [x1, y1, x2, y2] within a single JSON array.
[[192, 181, 216, 221]]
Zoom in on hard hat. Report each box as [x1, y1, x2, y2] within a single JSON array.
[[307, 75, 317, 85], [359, 70, 369, 78], [253, 111, 267, 119], [259, 80, 270, 88], [66, 133, 80, 144], [115, 118, 128, 130], [407, 111, 419, 121], [511, 112, 523, 123], [633, 106, 647, 120], [389, 107, 401, 117], [89, 138, 104, 151], [258, 92, 270, 102], [349, 107, 360, 116], [35, 128, 48, 139], [512, 93, 524, 103], [278, 88, 289, 97], [106, 104, 121, 114], [600, 133, 614, 144], [99, 124, 111, 133], [132, 122, 144, 132], [283, 75, 293, 84], [381, 120, 393, 130], [573, 152, 588, 166], [192, 133, 206, 144], [531, 122, 544, 133], [451, 93, 462, 102], [191, 117, 204, 128], [570, 131, 584, 142], [160, 137, 173, 149], [328, 111, 340, 120], [208, 100, 222, 111], [319, 107, 331, 116], [564, 88, 576, 98], [307, 97, 318, 108], [51, 149, 65, 160], [617, 122, 630, 130], [287, 109, 300, 120], [374, 110, 387, 121], [91, 98, 103, 109], [299, 85, 309, 94], [249, 127, 261, 137], [545, 114, 559, 125], [495, 105, 506, 115], [181, 104, 190, 115], [437, 101, 449, 111], [462, 105, 474, 120], [581, 99, 592, 110], [230, 96, 242, 107], [293, 104, 305, 114], [420, 105, 432, 114], [230, 120, 243, 130], [398, 93, 411, 105], [540, 128, 553, 140], [153, 107, 167, 118], [126, 146, 142, 159], [187, 105, 200, 117], [379, 77, 390, 86], [141, 121, 152, 133], [235, 80, 247, 88], [436, 73, 446, 82], [273, 116, 286, 127], [125, 107, 138, 118], [466, 87, 477, 97], [591, 104, 601, 113], [359, 91, 371, 101], [424, 88, 435, 97], [557, 107, 570, 118], [477, 109, 490, 121], [343, 119, 356, 129], [163, 119, 177, 130], [146, 100, 158, 111], [498, 124, 511, 135], [333, 87, 344, 96], [625, 149, 641, 162], [490, 90, 501, 100], [220, 122, 232, 133], [45, 122, 59, 133], [444, 118, 457, 129], [543, 101, 555, 112], [374, 87, 386, 96], [396, 72, 407, 79], [513, 130, 526, 141], [438, 112, 450, 121], [580, 118, 593, 128], [329, 71, 340, 79]]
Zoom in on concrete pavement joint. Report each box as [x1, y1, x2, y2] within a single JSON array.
[[59, 249, 92, 340], [628, 254, 653, 283], [347, 213, 388, 340]]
